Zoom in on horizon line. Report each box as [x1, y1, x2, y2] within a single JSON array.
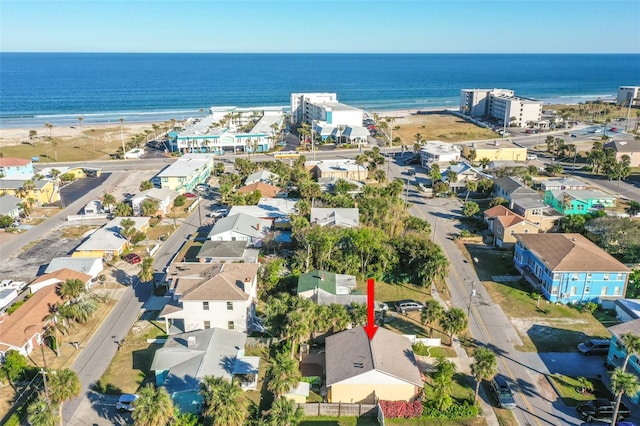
[[2, 51, 639, 55]]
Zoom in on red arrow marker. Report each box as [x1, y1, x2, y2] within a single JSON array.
[[363, 278, 378, 340]]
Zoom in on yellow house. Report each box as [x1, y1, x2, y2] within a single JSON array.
[[325, 327, 423, 404], [462, 140, 527, 162], [73, 217, 150, 258], [0, 179, 60, 205]]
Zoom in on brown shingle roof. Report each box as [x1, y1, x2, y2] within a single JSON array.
[[237, 182, 282, 198], [168, 263, 259, 302], [31, 268, 92, 286], [484, 205, 513, 218], [515, 233, 629, 272], [495, 214, 525, 228], [0, 285, 63, 348]]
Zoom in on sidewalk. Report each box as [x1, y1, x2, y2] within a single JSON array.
[[430, 287, 501, 426]]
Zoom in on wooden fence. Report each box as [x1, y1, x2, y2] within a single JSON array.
[[296, 402, 379, 418]]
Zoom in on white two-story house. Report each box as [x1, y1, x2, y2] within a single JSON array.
[[159, 262, 260, 334]]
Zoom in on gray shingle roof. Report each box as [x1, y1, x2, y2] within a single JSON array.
[[608, 318, 640, 338], [325, 327, 423, 387], [0, 194, 22, 215], [208, 213, 271, 239]]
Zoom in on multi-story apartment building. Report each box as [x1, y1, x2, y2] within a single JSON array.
[[460, 88, 543, 128], [617, 86, 640, 107], [290, 92, 363, 127]]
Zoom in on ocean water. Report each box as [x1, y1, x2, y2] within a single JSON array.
[[1, 53, 638, 128]]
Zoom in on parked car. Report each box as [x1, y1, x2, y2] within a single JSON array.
[[277, 140, 287, 147], [526, 154, 537, 160], [116, 394, 138, 412], [183, 192, 197, 198], [375, 302, 389, 312], [576, 398, 630, 423], [122, 253, 142, 265], [489, 375, 516, 410], [577, 339, 610, 355], [395, 300, 424, 314]]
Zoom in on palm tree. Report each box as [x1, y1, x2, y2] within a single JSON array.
[[421, 299, 444, 337], [139, 257, 154, 283], [60, 278, 85, 301], [102, 193, 116, 212], [45, 307, 70, 357], [264, 396, 304, 426], [267, 349, 301, 397], [66, 297, 98, 324], [470, 347, 497, 403], [132, 384, 174, 426], [464, 180, 478, 202], [51, 139, 59, 161], [354, 154, 367, 181], [27, 393, 59, 426], [286, 309, 311, 359], [47, 368, 80, 425], [619, 332, 640, 371], [439, 307, 468, 347], [200, 376, 249, 426], [432, 355, 456, 411], [119, 117, 126, 157], [610, 368, 640, 426], [77, 116, 84, 137], [45, 122, 54, 140]]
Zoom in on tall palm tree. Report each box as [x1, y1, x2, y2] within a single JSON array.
[[60, 278, 85, 301], [45, 122, 54, 140], [439, 308, 468, 347], [47, 368, 80, 426], [470, 347, 498, 403], [77, 116, 84, 137], [464, 180, 478, 203], [132, 384, 174, 426], [267, 349, 301, 397], [354, 154, 367, 181], [119, 117, 126, 157], [286, 309, 311, 359], [45, 306, 70, 357], [102, 193, 116, 212], [619, 332, 640, 371], [421, 299, 444, 337], [264, 396, 304, 426], [139, 257, 154, 283], [200, 376, 249, 426], [27, 393, 59, 426], [610, 368, 640, 426]]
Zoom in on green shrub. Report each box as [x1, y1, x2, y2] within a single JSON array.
[[423, 400, 479, 419], [412, 342, 430, 356], [6, 301, 24, 315]]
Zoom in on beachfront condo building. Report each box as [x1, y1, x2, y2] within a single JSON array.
[[290, 93, 363, 128], [617, 86, 640, 107], [168, 106, 285, 155], [460, 89, 543, 128]]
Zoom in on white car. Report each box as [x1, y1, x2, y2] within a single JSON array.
[[527, 154, 537, 160]]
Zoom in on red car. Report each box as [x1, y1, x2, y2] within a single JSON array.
[[122, 253, 141, 264], [183, 192, 197, 198]]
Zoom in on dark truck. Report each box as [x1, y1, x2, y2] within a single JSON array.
[[576, 398, 631, 423]]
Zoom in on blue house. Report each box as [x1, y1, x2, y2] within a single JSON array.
[[607, 319, 640, 404], [150, 328, 259, 413], [0, 157, 34, 178], [514, 233, 629, 304]]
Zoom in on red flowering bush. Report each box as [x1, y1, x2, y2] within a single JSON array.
[[379, 399, 423, 418]]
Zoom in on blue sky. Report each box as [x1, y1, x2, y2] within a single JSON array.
[[1, 0, 639, 53]]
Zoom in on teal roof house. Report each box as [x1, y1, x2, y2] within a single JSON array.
[[543, 189, 616, 215]]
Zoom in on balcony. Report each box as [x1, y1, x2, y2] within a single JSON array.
[[515, 263, 543, 291]]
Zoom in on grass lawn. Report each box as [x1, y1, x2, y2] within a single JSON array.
[[358, 280, 432, 306], [547, 374, 612, 406], [99, 319, 167, 394], [387, 111, 498, 144], [459, 245, 611, 352]]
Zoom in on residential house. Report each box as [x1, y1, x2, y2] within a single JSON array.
[[419, 141, 461, 167], [237, 182, 284, 199], [157, 153, 214, 194], [244, 170, 279, 186], [544, 189, 616, 215], [30, 269, 93, 294], [0, 285, 63, 359], [297, 270, 364, 306], [325, 327, 423, 403], [73, 216, 150, 258], [533, 176, 588, 192], [607, 319, 640, 404], [441, 162, 492, 191], [131, 187, 178, 217], [511, 198, 563, 232], [462, 140, 527, 162], [604, 139, 640, 167], [613, 299, 640, 323], [306, 159, 368, 181], [195, 241, 257, 264], [493, 177, 538, 207], [483, 205, 539, 248], [44, 257, 103, 279], [310, 208, 360, 228], [83, 200, 102, 215], [0, 158, 34, 178], [160, 262, 260, 334], [0, 178, 59, 205], [228, 198, 299, 230], [0, 194, 23, 219], [151, 328, 259, 413], [207, 213, 271, 247], [514, 233, 630, 303]]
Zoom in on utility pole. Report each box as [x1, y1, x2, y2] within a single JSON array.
[[468, 281, 477, 316], [40, 369, 50, 409]]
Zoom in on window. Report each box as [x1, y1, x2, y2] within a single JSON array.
[[585, 286, 590, 293], [203, 301, 209, 311], [601, 286, 608, 295], [553, 273, 560, 281], [587, 272, 592, 279], [226, 302, 233, 311], [551, 287, 558, 295], [603, 273, 610, 281], [204, 321, 211, 329], [572, 273, 579, 280], [227, 321, 234, 330], [617, 273, 623, 281], [614, 287, 620, 296], [570, 286, 577, 295]]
